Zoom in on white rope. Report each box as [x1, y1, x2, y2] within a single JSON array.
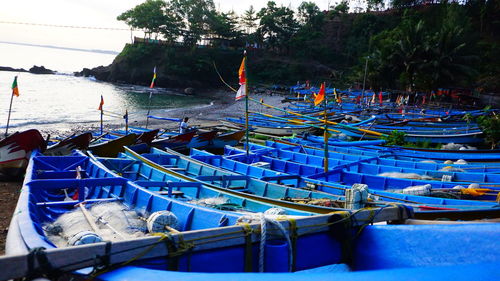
[[259, 212, 266, 272], [257, 213, 294, 273]]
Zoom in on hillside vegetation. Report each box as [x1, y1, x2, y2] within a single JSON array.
[[83, 0, 499, 93]]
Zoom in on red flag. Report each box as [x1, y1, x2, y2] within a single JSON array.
[[98, 95, 104, 111], [314, 83, 326, 106], [378, 91, 383, 105]]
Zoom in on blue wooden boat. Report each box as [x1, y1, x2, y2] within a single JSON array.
[[221, 118, 312, 136], [284, 136, 500, 162], [5, 170, 499, 280], [6, 152, 244, 255], [334, 126, 484, 144], [192, 147, 500, 213], [92, 153, 312, 216], [245, 142, 500, 173], [121, 147, 347, 214], [243, 143, 500, 201]]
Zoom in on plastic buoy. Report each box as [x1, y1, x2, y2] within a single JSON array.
[[444, 160, 453, 164], [68, 231, 102, 246], [468, 183, 480, 189], [454, 159, 468, 165], [264, 207, 287, 216], [147, 211, 179, 233]]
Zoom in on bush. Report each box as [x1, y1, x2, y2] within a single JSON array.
[[383, 130, 406, 146]]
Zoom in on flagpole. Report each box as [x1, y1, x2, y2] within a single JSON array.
[[146, 92, 152, 129], [244, 51, 249, 156], [323, 85, 329, 173], [100, 108, 104, 135], [5, 93, 14, 137], [125, 109, 129, 135]]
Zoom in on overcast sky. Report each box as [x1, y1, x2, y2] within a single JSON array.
[[0, 0, 346, 51]]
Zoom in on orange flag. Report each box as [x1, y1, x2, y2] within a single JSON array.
[[314, 83, 325, 106], [238, 57, 246, 85], [98, 95, 104, 111]]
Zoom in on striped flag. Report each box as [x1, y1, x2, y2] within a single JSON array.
[[98, 95, 104, 111], [150, 66, 157, 88], [11, 76, 19, 96], [236, 57, 247, 100]]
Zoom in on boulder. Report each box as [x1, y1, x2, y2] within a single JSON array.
[[29, 65, 55, 74]]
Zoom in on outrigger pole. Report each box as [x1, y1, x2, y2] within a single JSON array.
[[244, 50, 249, 156], [323, 87, 329, 173]]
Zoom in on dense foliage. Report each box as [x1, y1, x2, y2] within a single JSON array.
[[117, 0, 499, 91]]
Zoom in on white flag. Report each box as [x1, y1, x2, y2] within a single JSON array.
[[235, 84, 246, 101]]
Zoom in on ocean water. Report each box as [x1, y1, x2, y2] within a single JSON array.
[[0, 43, 212, 133]]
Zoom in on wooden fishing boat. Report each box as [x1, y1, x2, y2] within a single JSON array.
[[0, 129, 46, 177], [261, 140, 500, 172], [288, 136, 500, 162], [5, 155, 498, 280], [193, 147, 500, 214], [210, 129, 245, 148], [88, 133, 137, 157], [92, 153, 311, 216], [151, 131, 196, 150], [221, 118, 312, 137], [334, 126, 484, 144], [6, 151, 242, 256], [45, 132, 93, 156]]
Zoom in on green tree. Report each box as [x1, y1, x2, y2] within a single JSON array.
[[257, 1, 299, 53], [297, 1, 321, 25], [389, 16, 428, 91], [207, 10, 243, 47], [241, 5, 259, 35], [171, 0, 216, 46], [117, 0, 171, 40]]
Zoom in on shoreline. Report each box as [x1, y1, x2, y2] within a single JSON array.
[[33, 90, 290, 138]]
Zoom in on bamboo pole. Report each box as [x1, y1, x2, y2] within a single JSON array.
[[249, 98, 386, 137], [4, 91, 14, 137], [145, 92, 152, 129], [323, 92, 329, 173], [244, 51, 249, 156]]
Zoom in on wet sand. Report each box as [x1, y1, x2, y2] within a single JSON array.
[[0, 182, 21, 255]]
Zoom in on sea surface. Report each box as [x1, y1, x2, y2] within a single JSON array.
[[0, 43, 212, 134]]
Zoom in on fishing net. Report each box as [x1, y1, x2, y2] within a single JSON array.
[[44, 202, 147, 247], [378, 172, 432, 180], [420, 160, 437, 164], [439, 166, 466, 172], [391, 184, 432, 196]]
